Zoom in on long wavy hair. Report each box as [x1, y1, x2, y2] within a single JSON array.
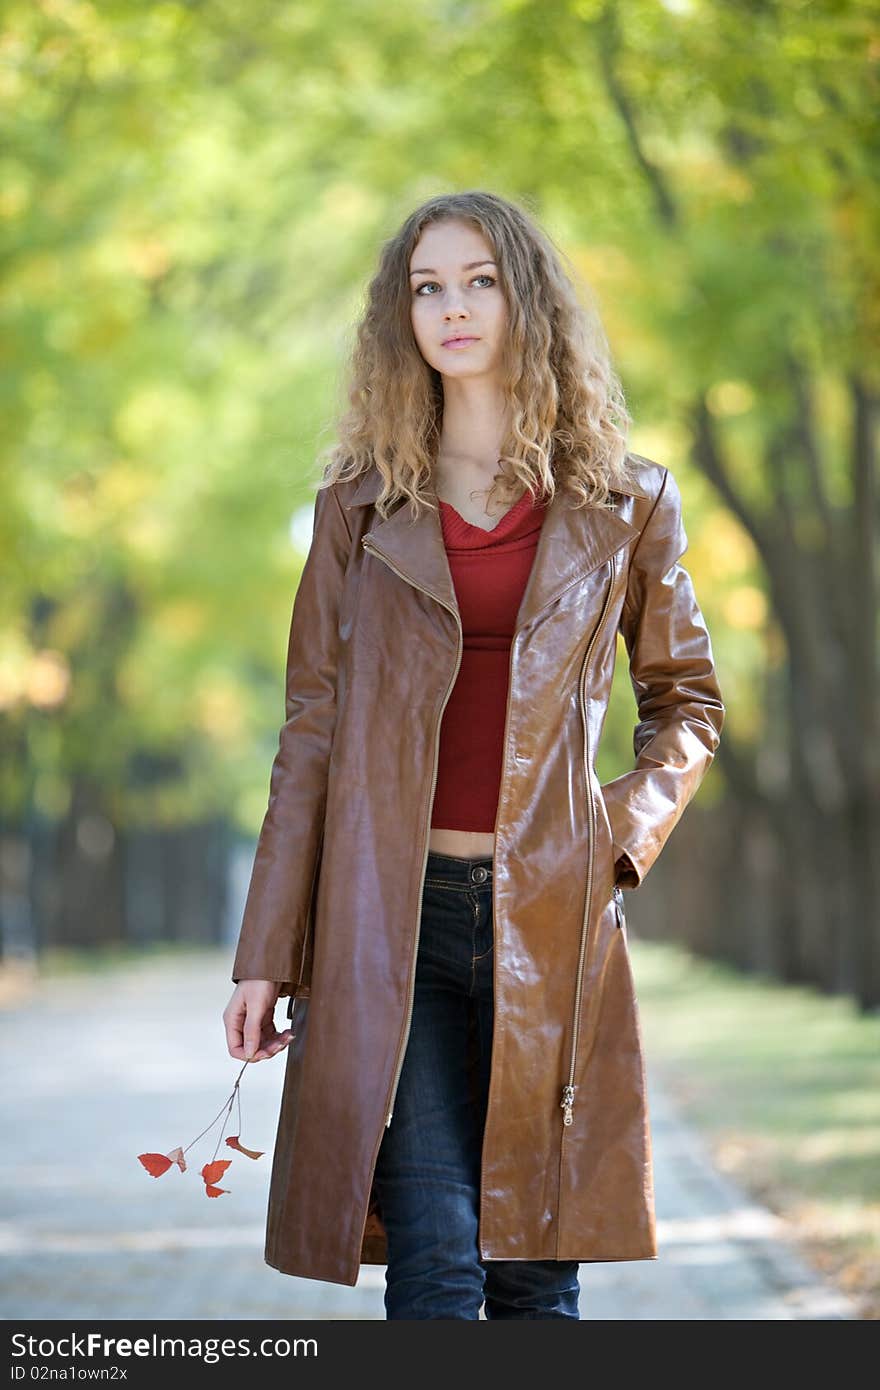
[[316, 190, 639, 518]]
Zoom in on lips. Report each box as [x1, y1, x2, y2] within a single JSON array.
[[442, 336, 480, 348]]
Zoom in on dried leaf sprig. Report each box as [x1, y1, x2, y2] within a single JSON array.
[[137, 1058, 265, 1198]]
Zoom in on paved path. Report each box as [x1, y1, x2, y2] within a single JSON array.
[[0, 950, 857, 1320]]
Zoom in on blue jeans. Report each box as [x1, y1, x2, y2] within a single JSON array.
[[373, 850, 582, 1320]]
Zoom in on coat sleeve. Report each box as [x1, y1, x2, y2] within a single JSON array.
[[231, 483, 351, 993], [600, 467, 725, 890]]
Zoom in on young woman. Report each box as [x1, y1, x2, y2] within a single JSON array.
[[223, 190, 725, 1319]]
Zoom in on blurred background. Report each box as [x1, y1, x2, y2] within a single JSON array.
[[1, 0, 877, 1319]]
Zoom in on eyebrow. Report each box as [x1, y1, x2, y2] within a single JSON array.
[[408, 259, 497, 277]]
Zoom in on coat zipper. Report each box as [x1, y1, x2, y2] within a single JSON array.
[[477, 616, 521, 1252], [560, 552, 617, 1128], [360, 534, 463, 1129]]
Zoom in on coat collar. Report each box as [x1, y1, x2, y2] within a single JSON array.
[[344, 463, 648, 509], [344, 466, 642, 635]]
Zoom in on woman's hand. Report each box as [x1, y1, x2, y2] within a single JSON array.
[[223, 980, 294, 1063]]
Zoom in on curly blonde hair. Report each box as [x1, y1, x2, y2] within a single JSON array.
[[316, 190, 639, 518]]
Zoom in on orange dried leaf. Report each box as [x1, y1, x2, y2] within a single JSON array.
[[138, 1152, 173, 1178], [204, 1183, 229, 1197], [226, 1135, 264, 1160], [201, 1159, 232, 1186]]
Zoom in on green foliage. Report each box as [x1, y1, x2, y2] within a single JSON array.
[[2, 0, 874, 830]]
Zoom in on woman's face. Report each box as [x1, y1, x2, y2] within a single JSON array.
[[408, 218, 508, 382]]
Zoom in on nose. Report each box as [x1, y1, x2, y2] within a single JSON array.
[[443, 294, 469, 318]]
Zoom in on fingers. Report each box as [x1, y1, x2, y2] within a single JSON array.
[[223, 994, 246, 1058], [227, 1025, 295, 1063], [254, 1027, 295, 1061], [243, 1032, 293, 1063], [224, 987, 293, 1063]]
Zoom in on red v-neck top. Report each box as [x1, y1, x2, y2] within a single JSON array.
[[430, 487, 549, 832]]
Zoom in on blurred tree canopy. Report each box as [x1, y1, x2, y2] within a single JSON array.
[[1, 1, 877, 996]]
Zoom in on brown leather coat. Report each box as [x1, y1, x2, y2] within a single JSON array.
[[231, 451, 724, 1287]]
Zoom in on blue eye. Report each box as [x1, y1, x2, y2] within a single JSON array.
[[414, 274, 497, 296]]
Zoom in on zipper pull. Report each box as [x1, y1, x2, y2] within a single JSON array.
[[560, 1084, 575, 1126], [613, 883, 625, 929]]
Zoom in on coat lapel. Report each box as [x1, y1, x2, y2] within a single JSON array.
[[345, 467, 642, 634]]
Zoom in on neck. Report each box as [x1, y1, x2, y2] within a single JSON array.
[[434, 378, 509, 487]]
